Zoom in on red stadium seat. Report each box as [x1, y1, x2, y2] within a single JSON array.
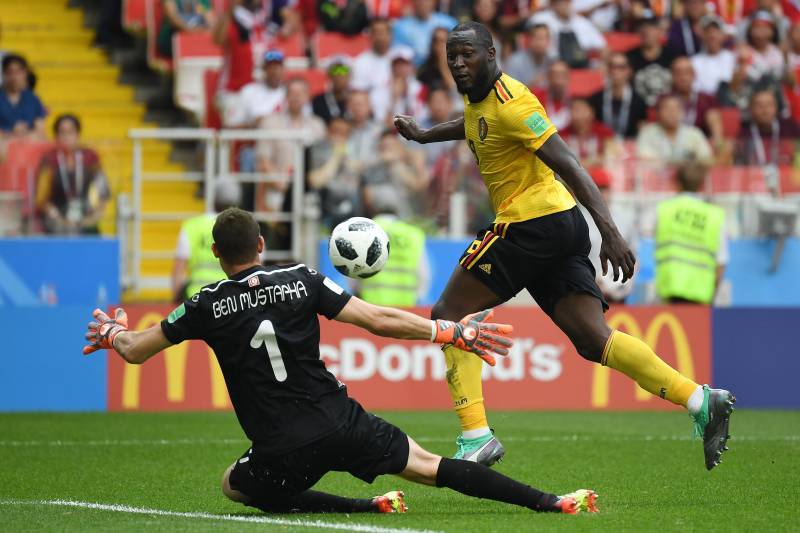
[[271, 33, 309, 68], [123, 0, 147, 33], [604, 32, 641, 53], [204, 69, 222, 129], [145, 0, 174, 72], [568, 69, 604, 98], [175, 30, 222, 57], [0, 140, 54, 225], [315, 32, 370, 62], [718, 107, 741, 138], [286, 69, 328, 96]]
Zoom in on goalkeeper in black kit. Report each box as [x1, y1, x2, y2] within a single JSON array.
[[83, 208, 598, 515]]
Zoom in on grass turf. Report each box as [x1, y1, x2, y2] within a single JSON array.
[[1, 410, 798, 532]]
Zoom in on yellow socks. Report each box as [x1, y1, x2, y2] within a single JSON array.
[[444, 345, 489, 431], [603, 330, 699, 407]]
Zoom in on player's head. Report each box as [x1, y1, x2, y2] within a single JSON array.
[[446, 21, 497, 95], [212, 208, 264, 271]]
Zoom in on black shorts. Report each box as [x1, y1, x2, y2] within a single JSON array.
[[458, 206, 608, 316], [229, 398, 409, 500]]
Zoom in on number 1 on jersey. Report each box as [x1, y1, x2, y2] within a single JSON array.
[[250, 320, 287, 382]]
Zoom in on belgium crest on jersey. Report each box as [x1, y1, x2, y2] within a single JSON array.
[[478, 117, 488, 142]]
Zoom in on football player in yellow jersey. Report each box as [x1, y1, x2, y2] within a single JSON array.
[[394, 21, 735, 472]]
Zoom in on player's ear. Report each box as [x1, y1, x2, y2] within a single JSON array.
[[211, 242, 220, 259], [487, 45, 496, 62], [257, 236, 265, 254]]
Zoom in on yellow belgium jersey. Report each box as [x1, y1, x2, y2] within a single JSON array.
[[463, 73, 576, 223]]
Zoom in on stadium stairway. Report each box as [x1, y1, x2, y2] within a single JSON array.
[[0, 0, 203, 301]]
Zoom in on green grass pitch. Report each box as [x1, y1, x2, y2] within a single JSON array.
[[2, 410, 799, 532]]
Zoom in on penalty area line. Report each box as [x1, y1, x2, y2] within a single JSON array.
[[0, 499, 442, 533]]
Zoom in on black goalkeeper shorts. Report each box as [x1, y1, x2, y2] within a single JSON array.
[[229, 398, 409, 500], [458, 206, 608, 316]]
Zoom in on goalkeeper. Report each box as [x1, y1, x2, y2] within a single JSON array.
[[83, 207, 597, 515]]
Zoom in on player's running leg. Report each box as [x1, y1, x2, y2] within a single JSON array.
[[431, 266, 506, 465], [221, 464, 406, 513], [551, 292, 736, 470], [400, 437, 598, 514]]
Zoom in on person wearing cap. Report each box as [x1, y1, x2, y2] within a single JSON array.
[[627, 11, 677, 106], [172, 179, 243, 302], [312, 58, 352, 124], [385, 47, 426, 125], [666, 0, 705, 56], [740, 10, 785, 84], [690, 14, 736, 97], [224, 49, 287, 131]]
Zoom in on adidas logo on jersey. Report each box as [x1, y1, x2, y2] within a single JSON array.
[[478, 263, 492, 274]]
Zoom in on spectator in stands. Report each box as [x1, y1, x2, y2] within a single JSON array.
[[560, 98, 617, 169], [669, 57, 725, 152], [172, 178, 241, 303], [365, 0, 409, 19], [788, 22, 800, 74], [419, 86, 456, 166], [504, 23, 553, 89], [309, 117, 361, 227], [691, 14, 736, 97], [312, 58, 351, 124], [725, 11, 785, 110], [386, 48, 426, 124], [471, 0, 504, 61], [346, 90, 381, 170], [238, 50, 288, 128], [528, 0, 606, 69], [213, 2, 264, 127], [666, 0, 706, 56], [318, 0, 369, 35], [257, 77, 325, 180], [417, 27, 457, 93], [735, 89, 799, 166], [636, 94, 713, 164], [589, 53, 647, 138], [628, 11, 676, 106], [352, 19, 402, 122], [157, 0, 215, 58], [0, 54, 46, 139], [533, 60, 572, 130], [35, 115, 110, 235], [392, 0, 457, 66], [361, 129, 428, 219]]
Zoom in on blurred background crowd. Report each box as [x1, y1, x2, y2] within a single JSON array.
[[0, 0, 799, 304]]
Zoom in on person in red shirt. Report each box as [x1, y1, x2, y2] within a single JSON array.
[[560, 98, 616, 169], [532, 60, 571, 130], [668, 56, 725, 155]]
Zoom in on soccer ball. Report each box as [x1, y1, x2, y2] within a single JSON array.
[[328, 217, 390, 279]]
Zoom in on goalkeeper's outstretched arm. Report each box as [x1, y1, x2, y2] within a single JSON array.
[[334, 297, 513, 366], [82, 308, 172, 364]]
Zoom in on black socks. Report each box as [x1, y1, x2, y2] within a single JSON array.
[[250, 489, 377, 513]]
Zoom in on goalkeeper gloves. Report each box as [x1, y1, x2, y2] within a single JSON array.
[[433, 309, 513, 366], [83, 308, 128, 355]]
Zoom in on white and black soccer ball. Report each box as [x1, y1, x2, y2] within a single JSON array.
[[328, 217, 390, 279]]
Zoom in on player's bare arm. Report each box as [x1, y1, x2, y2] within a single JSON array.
[[536, 134, 636, 282], [83, 308, 172, 364], [334, 296, 513, 365], [394, 114, 466, 144]]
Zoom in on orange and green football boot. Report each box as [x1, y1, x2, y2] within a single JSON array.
[[556, 489, 599, 514], [373, 490, 407, 513]]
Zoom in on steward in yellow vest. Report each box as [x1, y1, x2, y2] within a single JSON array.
[[655, 163, 727, 304]]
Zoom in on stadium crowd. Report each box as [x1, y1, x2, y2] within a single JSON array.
[[1, 0, 799, 241]]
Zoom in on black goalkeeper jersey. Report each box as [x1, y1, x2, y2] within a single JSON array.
[[160, 263, 353, 454]]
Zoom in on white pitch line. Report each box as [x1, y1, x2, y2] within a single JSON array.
[[0, 499, 442, 533], [0, 434, 797, 447]]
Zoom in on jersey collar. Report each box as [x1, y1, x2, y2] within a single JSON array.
[[230, 264, 264, 280]]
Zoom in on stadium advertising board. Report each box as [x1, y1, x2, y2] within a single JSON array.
[[108, 305, 710, 411]]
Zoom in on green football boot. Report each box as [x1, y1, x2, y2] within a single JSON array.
[[691, 384, 736, 470], [453, 432, 505, 466]]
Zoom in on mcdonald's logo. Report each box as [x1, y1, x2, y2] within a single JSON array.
[[591, 311, 699, 408], [113, 310, 231, 410]]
